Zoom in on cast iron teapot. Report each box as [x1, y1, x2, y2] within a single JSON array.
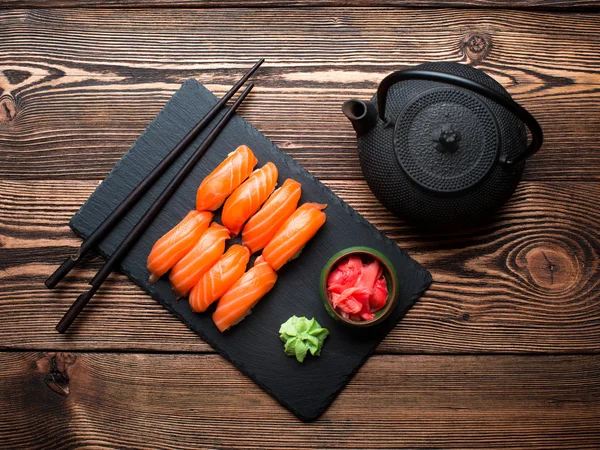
[[343, 62, 543, 231]]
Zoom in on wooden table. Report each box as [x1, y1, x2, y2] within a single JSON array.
[[1, 1, 599, 448]]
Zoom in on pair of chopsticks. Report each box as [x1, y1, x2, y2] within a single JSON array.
[[48, 58, 265, 334]]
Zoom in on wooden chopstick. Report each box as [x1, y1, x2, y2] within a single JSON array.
[[55, 83, 255, 334], [45, 58, 264, 290]]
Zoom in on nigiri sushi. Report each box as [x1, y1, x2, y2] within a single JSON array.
[[212, 259, 278, 332], [221, 162, 278, 236], [262, 203, 327, 271], [242, 178, 302, 254], [196, 145, 258, 211], [147, 210, 213, 283], [169, 223, 230, 296], [189, 244, 250, 313]]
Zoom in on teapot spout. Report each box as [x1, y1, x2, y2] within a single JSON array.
[[342, 99, 378, 136]]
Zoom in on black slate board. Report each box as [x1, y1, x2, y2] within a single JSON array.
[[70, 79, 432, 421]]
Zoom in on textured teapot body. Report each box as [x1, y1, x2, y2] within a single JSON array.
[[344, 62, 542, 231]]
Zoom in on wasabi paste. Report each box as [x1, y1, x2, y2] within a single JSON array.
[[279, 316, 329, 363]]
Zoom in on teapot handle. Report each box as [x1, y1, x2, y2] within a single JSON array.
[[377, 69, 543, 166]]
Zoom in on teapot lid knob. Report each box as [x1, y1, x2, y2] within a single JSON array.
[[432, 124, 461, 153]]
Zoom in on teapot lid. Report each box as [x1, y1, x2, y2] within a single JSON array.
[[394, 87, 500, 193]]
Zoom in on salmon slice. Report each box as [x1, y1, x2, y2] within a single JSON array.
[[189, 244, 250, 313], [262, 203, 327, 271], [169, 223, 230, 296], [196, 145, 258, 211], [221, 162, 278, 236], [241, 178, 302, 254], [147, 210, 213, 283], [212, 259, 278, 332]]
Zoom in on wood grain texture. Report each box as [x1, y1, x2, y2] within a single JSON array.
[[0, 9, 599, 181], [2, 0, 599, 9], [1, 179, 598, 354], [0, 2, 598, 443], [1, 352, 598, 449]]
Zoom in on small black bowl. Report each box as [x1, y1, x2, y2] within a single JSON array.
[[320, 246, 398, 327]]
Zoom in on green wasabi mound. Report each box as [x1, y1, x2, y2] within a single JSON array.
[[279, 316, 329, 363]]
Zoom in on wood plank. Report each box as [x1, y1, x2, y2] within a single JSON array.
[[1, 80, 600, 182], [1, 352, 598, 448], [2, 0, 598, 9], [1, 8, 597, 84], [1, 9, 600, 181], [1, 179, 599, 354]]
